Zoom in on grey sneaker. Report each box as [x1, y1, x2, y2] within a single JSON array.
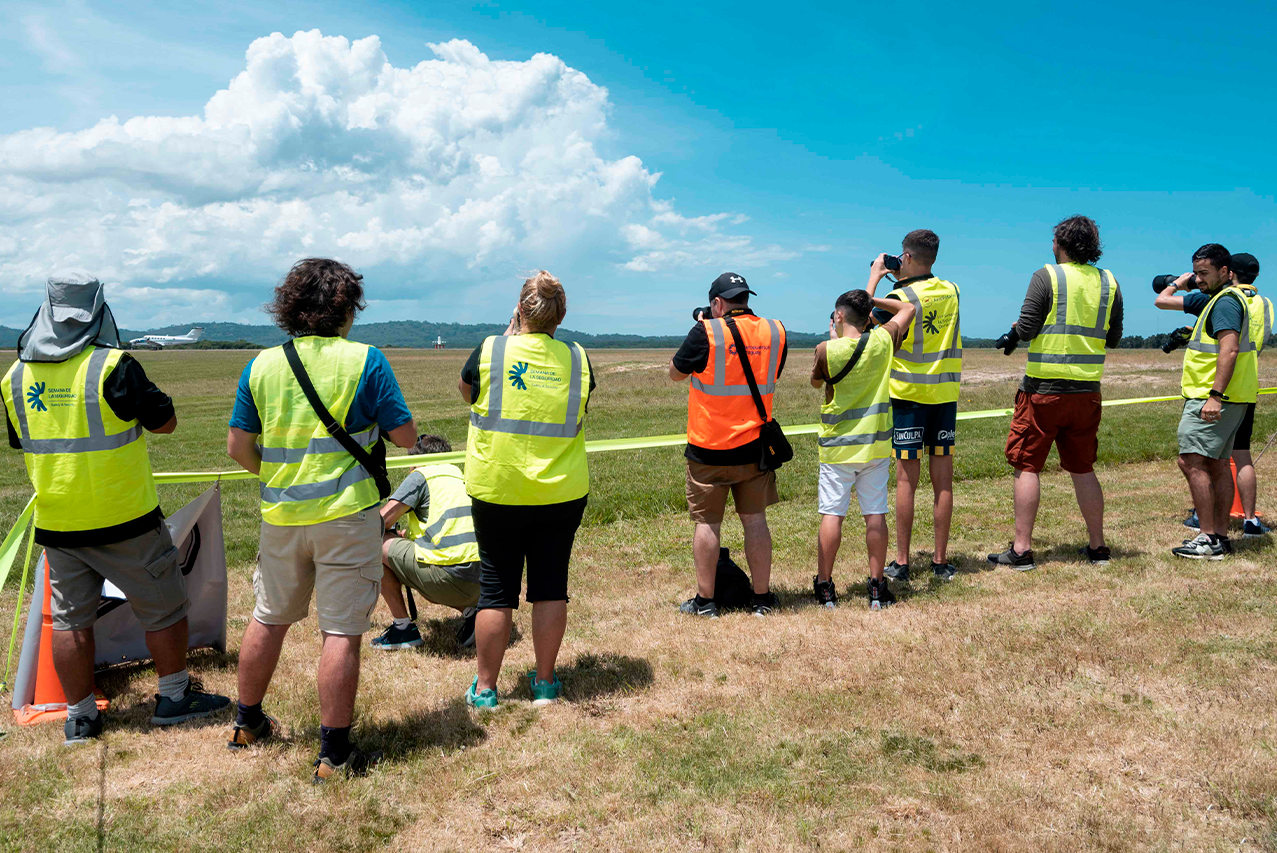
[[1172, 533, 1226, 561], [751, 592, 779, 617], [150, 679, 231, 726], [884, 561, 910, 581], [931, 562, 957, 581], [679, 597, 719, 618], [64, 712, 104, 746], [987, 545, 1036, 572]]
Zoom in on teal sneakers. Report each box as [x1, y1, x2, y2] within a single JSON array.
[[528, 672, 563, 706], [465, 677, 498, 709]]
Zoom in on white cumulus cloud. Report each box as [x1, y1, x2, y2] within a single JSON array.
[[0, 30, 794, 328]]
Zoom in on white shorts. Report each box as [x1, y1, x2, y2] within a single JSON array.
[[818, 458, 890, 517]]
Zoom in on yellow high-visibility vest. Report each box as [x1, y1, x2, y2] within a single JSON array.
[[1236, 286, 1273, 355], [1025, 263, 1116, 382], [3, 347, 158, 532], [1181, 286, 1259, 403], [886, 277, 962, 404], [249, 337, 381, 525], [819, 328, 893, 465], [466, 333, 590, 505], [401, 463, 479, 566]]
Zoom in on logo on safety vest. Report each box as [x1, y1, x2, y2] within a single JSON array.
[[26, 382, 46, 412], [508, 361, 529, 390], [922, 311, 940, 335]]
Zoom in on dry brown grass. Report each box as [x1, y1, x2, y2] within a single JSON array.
[[1, 348, 1276, 851]]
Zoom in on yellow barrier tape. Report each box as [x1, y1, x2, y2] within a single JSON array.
[[146, 387, 1277, 483], [0, 497, 34, 591]]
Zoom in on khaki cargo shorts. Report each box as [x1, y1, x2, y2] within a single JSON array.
[[384, 537, 480, 611], [685, 461, 779, 525], [46, 523, 187, 632], [255, 509, 382, 636]]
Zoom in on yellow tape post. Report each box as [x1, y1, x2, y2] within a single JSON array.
[[149, 387, 1277, 482]]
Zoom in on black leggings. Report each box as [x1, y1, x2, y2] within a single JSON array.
[[472, 496, 587, 609]]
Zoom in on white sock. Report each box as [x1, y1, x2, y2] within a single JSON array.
[[393, 617, 412, 630], [68, 692, 99, 721], [1246, 517, 1258, 524], [157, 669, 190, 702]]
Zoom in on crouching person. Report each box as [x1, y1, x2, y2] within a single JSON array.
[[225, 259, 416, 781], [374, 435, 481, 651], [811, 290, 915, 609], [3, 271, 229, 744]]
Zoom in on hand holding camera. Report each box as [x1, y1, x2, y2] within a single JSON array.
[[1161, 326, 1193, 354], [995, 325, 1021, 356], [869, 253, 902, 275], [1151, 273, 1196, 294], [692, 306, 712, 322]]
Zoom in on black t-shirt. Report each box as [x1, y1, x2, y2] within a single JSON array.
[[672, 309, 789, 466], [461, 336, 597, 406], [7, 352, 172, 546]]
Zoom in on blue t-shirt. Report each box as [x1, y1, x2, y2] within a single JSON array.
[[1182, 290, 1244, 338], [229, 345, 412, 434]]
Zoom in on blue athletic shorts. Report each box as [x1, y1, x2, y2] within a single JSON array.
[[891, 399, 957, 459]]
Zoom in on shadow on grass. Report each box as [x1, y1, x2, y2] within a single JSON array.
[[508, 652, 654, 702], [358, 697, 487, 761], [417, 617, 522, 659]]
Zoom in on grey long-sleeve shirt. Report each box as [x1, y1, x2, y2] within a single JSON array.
[[1013, 266, 1124, 394]]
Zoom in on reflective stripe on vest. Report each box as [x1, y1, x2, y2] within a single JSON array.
[[4, 347, 157, 532], [465, 334, 591, 505], [1025, 264, 1115, 381], [686, 314, 785, 450], [1235, 288, 1273, 354], [819, 328, 893, 465], [1181, 286, 1259, 403], [402, 464, 480, 565], [888, 278, 963, 404], [250, 337, 380, 525]]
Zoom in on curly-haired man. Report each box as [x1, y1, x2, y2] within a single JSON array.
[[988, 216, 1124, 571], [225, 258, 417, 780]]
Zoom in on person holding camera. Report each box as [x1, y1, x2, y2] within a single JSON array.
[[460, 271, 595, 708], [670, 273, 788, 618], [867, 229, 962, 582], [1161, 245, 1259, 559], [811, 290, 915, 608], [1155, 252, 1272, 538], [373, 434, 481, 652], [988, 215, 1123, 571]]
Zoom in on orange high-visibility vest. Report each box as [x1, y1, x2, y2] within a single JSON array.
[[687, 313, 786, 450]]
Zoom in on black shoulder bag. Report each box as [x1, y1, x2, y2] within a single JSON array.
[[281, 340, 393, 500], [723, 316, 793, 472], [826, 333, 870, 386]]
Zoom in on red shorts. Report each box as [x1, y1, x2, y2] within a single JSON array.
[[1004, 391, 1102, 474]]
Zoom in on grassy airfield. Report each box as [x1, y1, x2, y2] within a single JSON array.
[[2, 346, 1277, 851]]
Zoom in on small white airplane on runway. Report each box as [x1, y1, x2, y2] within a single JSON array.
[[129, 327, 205, 349]]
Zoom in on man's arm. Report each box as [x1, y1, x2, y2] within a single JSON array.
[[102, 354, 177, 434], [668, 360, 689, 382], [670, 323, 709, 382], [810, 341, 828, 389], [1201, 328, 1240, 422], [866, 254, 893, 298], [1104, 284, 1124, 349], [386, 422, 417, 449], [1013, 269, 1052, 341], [872, 296, 916, 350], [380, 499, 411, 531], [227, 427, 261, 475], [1154, 273, 1194, 311]]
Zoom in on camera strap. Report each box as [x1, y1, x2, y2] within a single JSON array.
[[282, 339, 392, 500], [827, 333, 870, 386], [723, 316, 771, 423]]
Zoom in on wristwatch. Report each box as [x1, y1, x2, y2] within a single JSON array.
[[1208, 389, 1224, 400]]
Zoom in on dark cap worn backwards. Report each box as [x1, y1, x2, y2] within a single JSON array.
[[1230, 253, 1260, 279], [709, 272, 756, 302]]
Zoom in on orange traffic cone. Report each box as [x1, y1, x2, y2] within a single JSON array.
[[1230, 459, 1246, 520], [13, 556, 109, 725]]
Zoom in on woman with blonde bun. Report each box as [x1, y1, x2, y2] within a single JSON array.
[[458, 272, 596, 708]]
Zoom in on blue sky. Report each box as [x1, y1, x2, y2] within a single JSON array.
[[1, 0, 1273, 337]]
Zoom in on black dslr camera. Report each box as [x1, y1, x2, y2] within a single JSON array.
[[870, 254, 902, 272], [1152, 273, 1194, 294], [692, 306, 712, 322], [1161, 326, 1194, 354]]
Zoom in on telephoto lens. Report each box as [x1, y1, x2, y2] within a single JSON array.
[[1151, 273, 1186, 294]]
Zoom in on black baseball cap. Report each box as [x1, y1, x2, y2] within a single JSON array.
[[1230, 253, 1260, 279], [709, 272, 756, 301]]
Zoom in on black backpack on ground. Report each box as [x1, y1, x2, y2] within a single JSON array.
[[713, 548, 753, 610]]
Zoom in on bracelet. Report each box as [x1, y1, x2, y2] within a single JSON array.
[[1208, 389, 1224, 400]]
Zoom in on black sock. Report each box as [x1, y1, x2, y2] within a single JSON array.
[[694, 594, 712, 607], [236, 701, 264, 729], [752, 591, 771, 604], [319, 725, 352, 764]]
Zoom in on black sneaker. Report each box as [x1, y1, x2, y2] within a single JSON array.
[[931, 562, 957, 581], [867, 577, 895, 610], [455, 607, 477, 649], [64, 713, 104, 746], [371, 622, 424, 650], [813, 576, 838, 608], [227, 713, 277, 750], [751, 592, 779, 617], [884, 560, 910, 581], [150, 679, 231, 726], [312, 745, 382, 784], [1172, 533, 1226, 560], [679, 597, 719, 618], [1079, 545, 1111, 566], [987, 545, 1036, 572]]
